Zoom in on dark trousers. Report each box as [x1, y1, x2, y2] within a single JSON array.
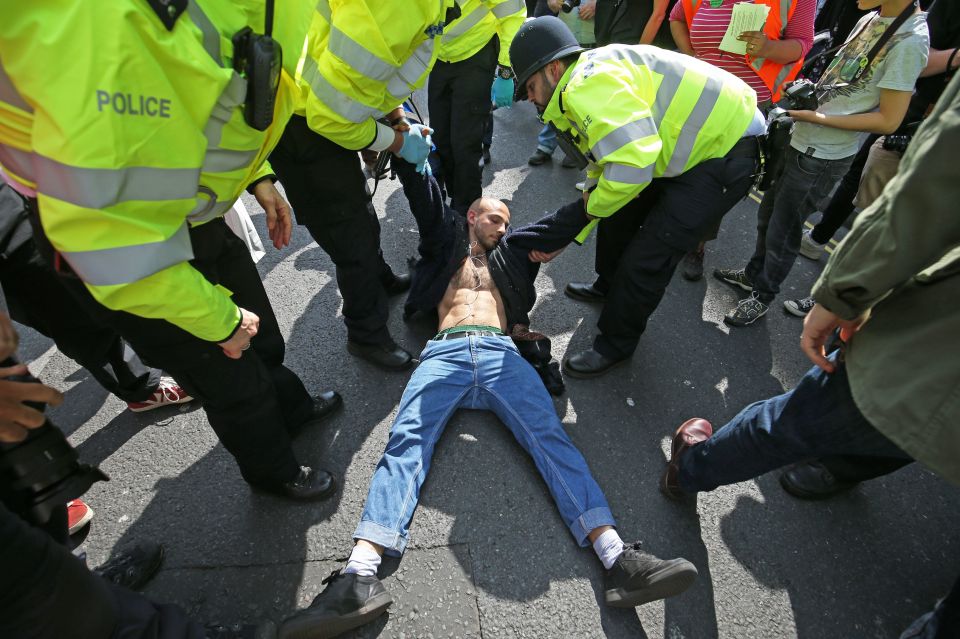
[[0, 502, 203, 639], [428, 37, 498, 213], [1, 239, 160, 403], [270, 116, 396, 346], [679, 356, 911, 493], [810, 133, 880, 245], [593, 142, 758, 359], [33, 212, 309, 487], [746, 148, 854, 303]]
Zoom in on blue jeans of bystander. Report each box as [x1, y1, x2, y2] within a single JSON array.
[[679, 355, 911, 493]]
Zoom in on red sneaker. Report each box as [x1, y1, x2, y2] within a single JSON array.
[[67, 499, 94, 536], [127, 377, 193, 413]]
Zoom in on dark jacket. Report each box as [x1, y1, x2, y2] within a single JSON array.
[[395, 159, 589, 393]]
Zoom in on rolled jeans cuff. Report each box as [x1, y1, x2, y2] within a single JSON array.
[[354, 520, 409, 557], [571, 507, 616, 547]]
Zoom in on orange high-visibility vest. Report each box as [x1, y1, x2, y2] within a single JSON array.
[[681, 0, 803, 101]]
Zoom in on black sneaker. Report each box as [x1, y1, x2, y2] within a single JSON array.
[[604, 542, 698, 608], [783, 296, 815, 317], [713, 267, 753, 292], [279, 570, 393, 639], [724, 292, 769, 327], [205, 622, 277, 639], [93, 541, 164, 591], [527, 149, 552, 166]]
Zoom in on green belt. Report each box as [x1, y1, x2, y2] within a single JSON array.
[[434, 324, 504, 340]]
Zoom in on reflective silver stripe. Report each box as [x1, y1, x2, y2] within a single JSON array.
[[328, 26, 396, 82], [34, 154, 198, 208], [0, 63, 32, 113], [492, 0, 525, 19], [0, 145, 35, 183], [188, 195, 235, 224], [186, 0, 222, 64], [203, 147, 259, 173], [61, 222, 194, 286], [387, 38, 435, 99], [664, 75, 723, 176], [315, 0, 331, 21], [603, 162, 654, 185], [201, 73, 257, 174], [302, 55, 382, 122], [443, 4, 490, 41], [780, 0, 792, 36], [585, 46, 686, 127], [590, 118, 658, 162], [583, 175, 600, 190]]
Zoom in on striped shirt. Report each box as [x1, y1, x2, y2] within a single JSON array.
[[669, 0, 815, 103]]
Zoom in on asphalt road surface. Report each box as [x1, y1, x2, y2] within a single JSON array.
[[14, 99, 959, 639]]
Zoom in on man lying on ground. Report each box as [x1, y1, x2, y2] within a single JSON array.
[[278, 160, 698, 639]]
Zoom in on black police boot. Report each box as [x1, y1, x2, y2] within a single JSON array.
[[383, 273, 411, 297], [279, 570, 393, 639], [604, 542, 698, 608], [564, 282, 607, 304], [93, 541, 165, 591], [562, 349, 627, 379], [346, 340, 413, 371], [255, 466, 337, 502], [289, 392, 343, 438]]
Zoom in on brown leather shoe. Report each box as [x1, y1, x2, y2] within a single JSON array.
[[661, 418, 713, 501]]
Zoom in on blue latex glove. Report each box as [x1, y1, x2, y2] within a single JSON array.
[[492, 76, 514, 108], [398, 123, 433, 175]]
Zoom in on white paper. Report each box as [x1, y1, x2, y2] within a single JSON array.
[[719, 3, 771, 55]]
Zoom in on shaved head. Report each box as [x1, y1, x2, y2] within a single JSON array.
[[467, 198, 510, 250]]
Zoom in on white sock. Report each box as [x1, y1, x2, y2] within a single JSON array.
[[593, 529, 625, 570], [344, 544, 382, 577]]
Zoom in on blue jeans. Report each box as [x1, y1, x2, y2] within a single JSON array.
[[679, 355, 911, 493], [746, 147, 854, 303], [355, 335, 615, 555], [537, 123, 558, 154]]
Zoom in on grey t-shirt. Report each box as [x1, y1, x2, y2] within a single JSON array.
[[791, 11, 929, 160]]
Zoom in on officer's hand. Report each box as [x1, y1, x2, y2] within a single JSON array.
[[219, 308, 260, 360], [528, 247, 566, 263], [396, 124, 434, 175], [0, 364, 62, 443], [0, 313, 18, 361], [254, 180, 293, 250], [492, 76, 514, 108], [800, 303, 866, 373]]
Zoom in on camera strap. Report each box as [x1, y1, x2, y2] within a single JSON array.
[[813, 2, 918, 89]]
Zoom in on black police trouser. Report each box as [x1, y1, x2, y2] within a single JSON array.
[[270, 116, 396, 347], [0, 502, 204, 639], [593, 141, 758, 359], [1, 239, 161, 403], [428, 36, 498, 214], [36, 215, 309, 487]]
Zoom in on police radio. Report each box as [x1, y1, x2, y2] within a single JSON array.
[[232, 0, 282, 131]]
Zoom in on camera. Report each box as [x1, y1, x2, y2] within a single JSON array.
[[561, 0, 582, 13], [780, 79, 819, 112], [0, 358, 108, 525], [232, 27, 282, 131]]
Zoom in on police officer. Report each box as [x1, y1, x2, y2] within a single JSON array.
[[0, 0, 351, 501], [428, 0, 526, 212], [511, 16, 765, 377], [267, 0, 458, 371]]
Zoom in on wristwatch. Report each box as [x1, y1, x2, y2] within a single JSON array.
[[497, 65, 514, 80]]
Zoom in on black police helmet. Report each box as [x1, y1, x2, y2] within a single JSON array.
[[510, 16, 584, 102]]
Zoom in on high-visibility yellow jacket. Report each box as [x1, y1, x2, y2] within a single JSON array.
[[437, 0, 527, 66], [288, 0, 457, 151], [541, 45, 758, 242], [0, 0, 452, 342]]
